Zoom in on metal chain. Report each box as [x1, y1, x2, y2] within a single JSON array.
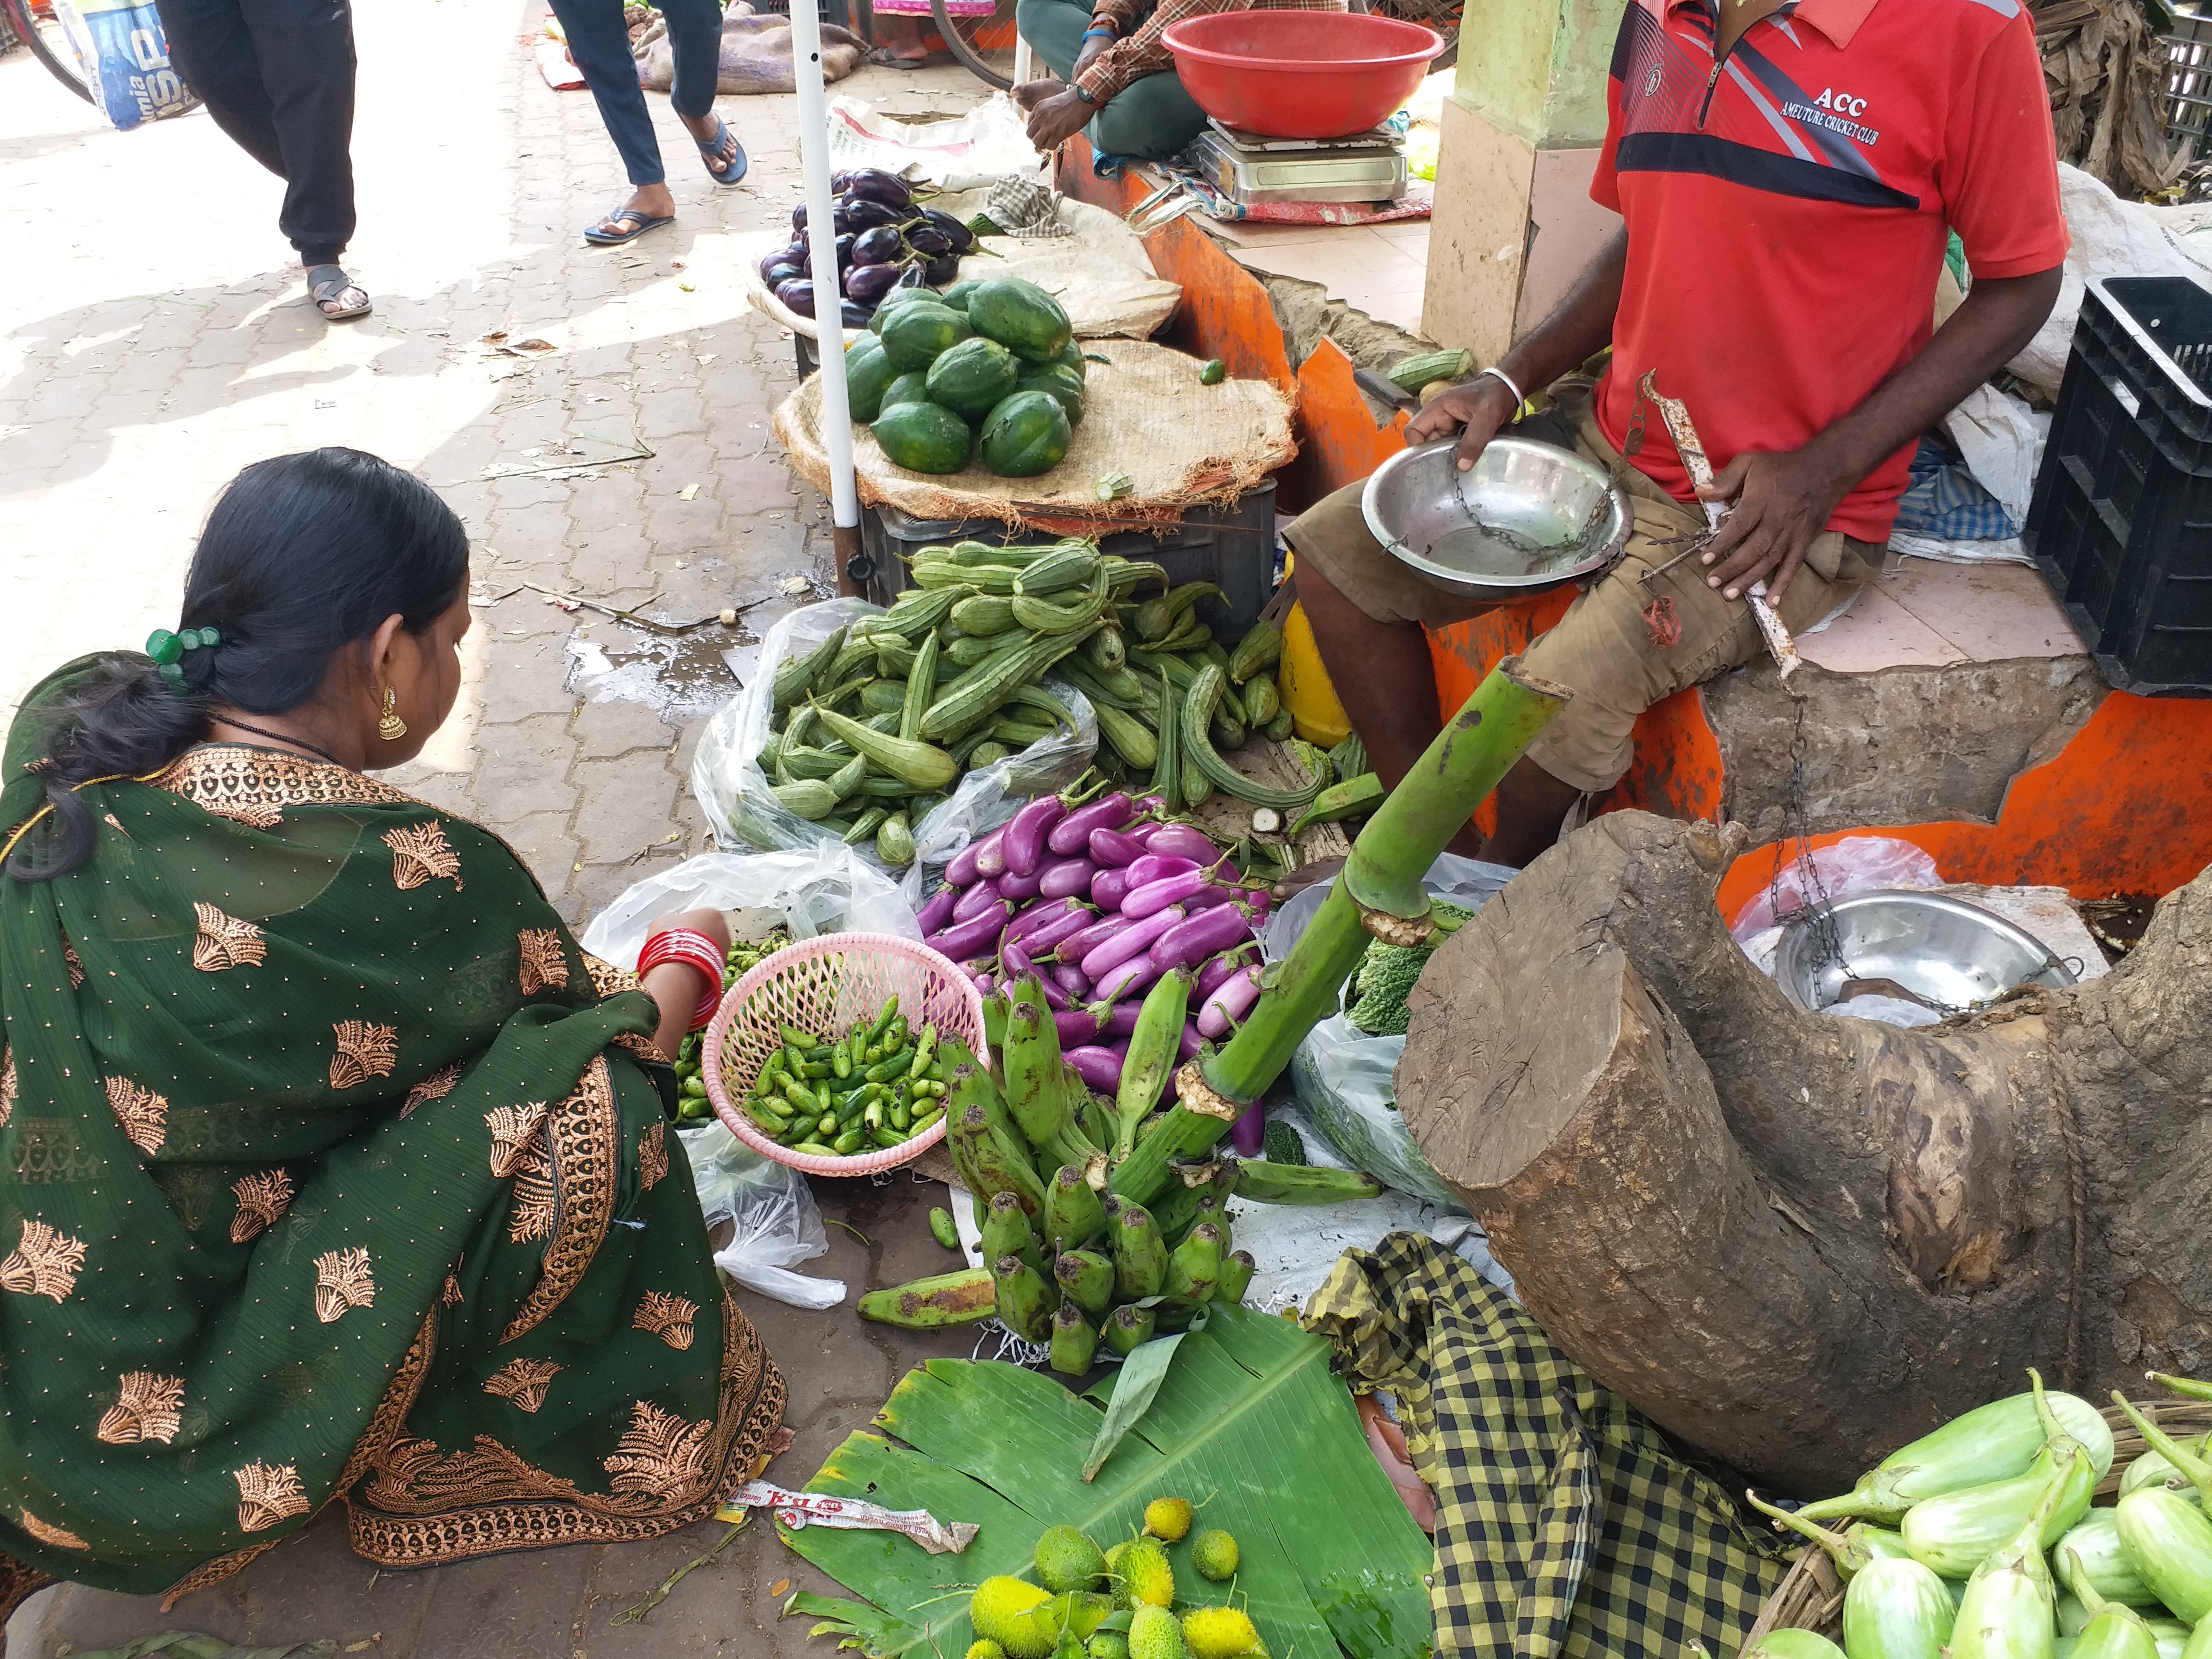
[[1771, 687, 1844, 973]]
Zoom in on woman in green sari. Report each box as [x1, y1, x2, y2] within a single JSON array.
[[0, 448, 785, 1616]]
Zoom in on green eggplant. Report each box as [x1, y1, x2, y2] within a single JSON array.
[[2057, 1511, 2164, 1608], [2062, 1553, 2161, 1659], [2150, 1374, 2212, 1405], [2176, 1619, 2212, 1659], [2114, 1487, 2212, 1623], [1055, 1250, 1115, 1318], [1049, 1298, 1099, 1376], [993, 1253, 1055, 1344], [1747, 1490, 1914, 1580], [2121, 1443, 2208, 1501], [1843, 1556, 1956, 1659], [1947, 1451, 2076, 1659], [2111, 1392, 2212, 1507], [1905, 1374, 2099, 1577], [2147, 1623, 2189, 1659], [1800, 1385, 2116, 1524], [1748, 1634, 1847, 1659], [1104, 1303, 1155, 1356], [1111, 1203, 1166, 1300], [982, 1189, 1043, 1275], [1044, 1164, 1107, 1253]]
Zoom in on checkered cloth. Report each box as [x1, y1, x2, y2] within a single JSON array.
[[1302, 1233, 1794, 1659], [1894, 437, 2019, 540]]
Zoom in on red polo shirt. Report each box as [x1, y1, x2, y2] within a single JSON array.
[[1589, 0, 2069, 542]]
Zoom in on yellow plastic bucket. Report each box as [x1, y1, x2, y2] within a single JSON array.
[[1277, 597, 1351, 749]]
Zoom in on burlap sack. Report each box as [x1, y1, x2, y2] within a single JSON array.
[[773, 338, 1295, 529]]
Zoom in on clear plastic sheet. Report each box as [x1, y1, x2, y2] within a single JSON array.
[[681, 1120, 846, 1309], [1262, 853, 1515, 1206], [688, 598, 1098, 902]]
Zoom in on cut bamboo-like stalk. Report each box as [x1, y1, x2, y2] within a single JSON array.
[[1202, 658, 1566, 1107]]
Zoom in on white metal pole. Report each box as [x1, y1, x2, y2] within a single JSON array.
[[789, 0, 866, 592]]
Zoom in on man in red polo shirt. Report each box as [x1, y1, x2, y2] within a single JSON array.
[[1291, 0, 2069, 866]]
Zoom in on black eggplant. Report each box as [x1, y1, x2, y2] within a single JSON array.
[[905, 225, 951, 256], [774, 278, 815, 317], [834, 232, 856, 269], [830, 169, 854, 192], [760, 248, 791, 283], [923, 251, 961, 285], [842, 168, 913, 210], [846, 262, 904, 304], [764, 262, 803, 289], [791, 202, 809, 233], [921, 206, 975, 253], [840, 300, 872, 329], [842, 197, 902, 232], [852, 225, 904, 265]]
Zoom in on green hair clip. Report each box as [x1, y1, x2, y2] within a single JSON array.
[[145, 626, 222, 691]]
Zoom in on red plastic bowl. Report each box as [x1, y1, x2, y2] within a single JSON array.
[[1161, 11, 1443, 142]]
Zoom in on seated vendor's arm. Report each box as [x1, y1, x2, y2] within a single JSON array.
[[1687, 12, 2066, 605], [1024, 0, 1240, 147]]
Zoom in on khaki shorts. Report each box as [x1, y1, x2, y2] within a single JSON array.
[[1284, 378, 1885, 795]]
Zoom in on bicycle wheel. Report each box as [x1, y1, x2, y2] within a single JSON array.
[[0, 0, 95, 102], [931, 0, 1020, 90]]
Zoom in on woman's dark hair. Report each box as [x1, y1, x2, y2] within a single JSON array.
[[9, 447, 469, 882]]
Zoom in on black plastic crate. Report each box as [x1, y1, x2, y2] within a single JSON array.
[[857, 482, 1279, 637], [2025, 276, 2212, 696]]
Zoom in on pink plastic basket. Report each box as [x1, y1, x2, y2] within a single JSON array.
[[702, 932, 987, 1177]]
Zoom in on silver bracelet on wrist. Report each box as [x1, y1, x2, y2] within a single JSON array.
[[1476, 365, 1526, 410]]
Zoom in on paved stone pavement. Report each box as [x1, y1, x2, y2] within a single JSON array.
[[0, 8, 1006, 1653]]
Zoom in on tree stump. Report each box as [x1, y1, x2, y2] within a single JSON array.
[[1396, 811, 2212, 1497]]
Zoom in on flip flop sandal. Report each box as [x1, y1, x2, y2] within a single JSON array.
[[696, 114, 748, 186], [305, 265, 372, 321], [866, 45, 937, 67], [582, 207, 675, 246]]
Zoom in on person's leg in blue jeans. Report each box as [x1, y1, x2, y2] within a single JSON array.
[[548, 0, 745, 243], [1012, 0, 1208, 162]]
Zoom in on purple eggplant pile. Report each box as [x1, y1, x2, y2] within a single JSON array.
[[915, 785, 1272, 1133], [758, 167, 977, 327]]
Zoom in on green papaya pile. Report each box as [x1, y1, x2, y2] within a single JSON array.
[[844, 277, 1082, 480]]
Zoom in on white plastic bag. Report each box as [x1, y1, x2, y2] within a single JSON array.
[[688, 598, 1099, 900], [578, 846, 918, 969], [1728, 834, 1942, 940], [681, 1120, 845, 1309], [1261, 853, 1514, 1206]]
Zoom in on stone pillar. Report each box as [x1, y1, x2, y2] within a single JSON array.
[[1421, 0, 1624, 360]]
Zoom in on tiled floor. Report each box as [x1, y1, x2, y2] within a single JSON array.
[[1214, 219, 1433, 337], [1802, 557, 2084, 673]]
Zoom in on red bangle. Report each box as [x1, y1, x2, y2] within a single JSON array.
[[638, 929, 724, 1031]]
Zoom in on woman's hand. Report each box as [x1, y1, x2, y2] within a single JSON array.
[[641, 909, 731, 1060]]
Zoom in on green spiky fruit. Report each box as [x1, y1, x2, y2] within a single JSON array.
[[1118, 1537, 1176, 1609], [1103, 1540, 1130, 1579], [1190, 1529, 1238, 1583], [1036, 1524, 1108, 1593], [968, 1645, 1008, 1659], [1180, 1608, 1260, 1659], [1091, 1637, 1131, 1659], [1050, 1592, 1113, 1641], [972, 1576, 1058, 1659], [1129, 1605, 1188, 1659], [1143, 1496, 1193, 1542]]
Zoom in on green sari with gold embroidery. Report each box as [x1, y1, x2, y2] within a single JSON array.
[[0, 659, 784, 1604]]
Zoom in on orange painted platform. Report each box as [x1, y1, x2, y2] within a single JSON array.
[[1057, 148, 2212, 902]]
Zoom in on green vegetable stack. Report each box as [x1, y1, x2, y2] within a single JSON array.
[[1736, 1371, 2212, 1659], [858, 277, 1082, 479], [858, 973, 1382, 1357], [755, 547, 1316, 853], [735, 997, 950, 1157], [669, 930, 791, 1121], [963, 1504, 1261, 1659]]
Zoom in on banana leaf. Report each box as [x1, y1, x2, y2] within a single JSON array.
[[780, 1305, 1431, 1659]]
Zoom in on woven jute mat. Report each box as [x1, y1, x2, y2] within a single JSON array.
[[774, 338, 1296, 530]]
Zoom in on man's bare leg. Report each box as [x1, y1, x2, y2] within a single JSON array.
[[1477, 757, 1582, 869], [1296, 558, 1484, 860]]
